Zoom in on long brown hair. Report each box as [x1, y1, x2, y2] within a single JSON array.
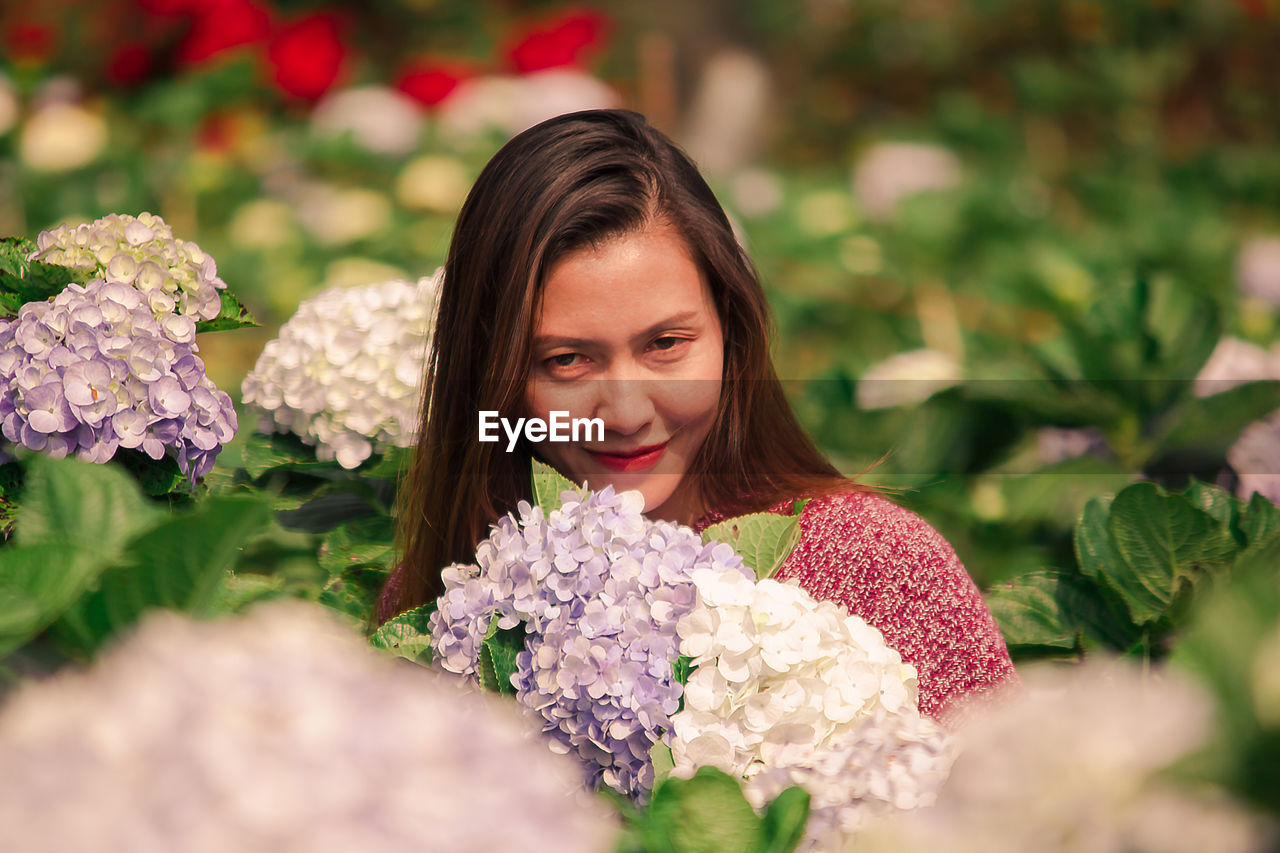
[[390, 109, 859, 616]]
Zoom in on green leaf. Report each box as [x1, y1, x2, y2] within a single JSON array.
[[985, 568, 1139, 653], [531, 458, 582, 516], [14, 455, 161, 553], [673, 655, 695, 685], [0, 237, 95, 318], [0, 542, 97, 656], [1182, 480, 1237, 530], [370, 602, 436, 664], [985, 569, 1079, 649], [702, 512, 801, 580], [240, 432, 335, 479], [52, 496, 272, 657], [649, 740, 676, 789], [318, 518, 395, 580], [646, 766, 762, 853], [1239, 492, 1280, 558], [478, 619, 525, 695], [1076, 484, 1239, 626], [317, 568, 385, 626], [1159, 380, 1280, 454], [276, 491, 377, 533], [759, 786, 811, 853], [194, 289, 258, 333]]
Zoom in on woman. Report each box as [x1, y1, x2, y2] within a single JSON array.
[[380, 109, 1016, 725]]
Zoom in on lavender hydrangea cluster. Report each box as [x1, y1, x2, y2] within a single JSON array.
[[430, 485, 753, 798], [240, 273, 440, 469], [0, 278, 235, 479], [0, 602, 619, 852], [30, 212, 225, 325]]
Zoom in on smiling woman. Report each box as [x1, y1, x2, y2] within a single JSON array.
[[380, 109, 1017, 724]]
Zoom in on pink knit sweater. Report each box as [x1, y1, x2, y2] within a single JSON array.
[[693, 490, 1019, 726], [377, 489, 1018, 726]]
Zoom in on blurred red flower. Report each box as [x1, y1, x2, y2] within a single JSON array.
[[266, 12, 346, 101], [107, 43, 152, 85], [505, 8, 610, 74], [176, 0, 271, 66], [395, 59, 473, 107], [5, 22, 55, 64]]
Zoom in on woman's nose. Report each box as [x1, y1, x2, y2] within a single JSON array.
[[592, 376, 655, 437]]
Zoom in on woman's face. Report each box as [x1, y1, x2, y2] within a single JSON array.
[[525, 220, 724, 524]]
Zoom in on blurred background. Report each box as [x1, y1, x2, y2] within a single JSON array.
[[2, 0, 1279, 592]]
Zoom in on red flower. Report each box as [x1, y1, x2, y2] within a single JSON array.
[[505, 8, 610, 74], [395, 59, 473, 107], [176, 0, 271, 66], [1234, 0, 1270, 18], [266, 12, 347, 101], [5, 22, 55, 64], [136, 0, 199, 14], [107, 43, 152, 85]]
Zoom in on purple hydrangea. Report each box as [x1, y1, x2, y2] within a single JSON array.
[[0, 278, 236, 480], [430, 485, 752, 799], [30, 212, 225, 328]]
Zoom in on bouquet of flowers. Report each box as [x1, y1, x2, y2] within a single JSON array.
[[0, 214, 246, 481], [241, 273, 441, 469], [428, 462, 954, 851]]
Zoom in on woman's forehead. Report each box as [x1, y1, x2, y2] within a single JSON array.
[[534, 223, 715, 341]]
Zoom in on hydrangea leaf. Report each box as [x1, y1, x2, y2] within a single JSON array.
[[317, 568, 386, 626], [759, 785, 811, 853], [531, 458, 583, 516], [1076, 483, 1238, 626], [645, 766, 763, 853], [1181, 480, 1238, 531], [1159, 380, 1280, 455], [985, 568, 1139, 653], [701, 512, 802, 580], [370, 602, 436, 664], [241, 432, 341, 479], [318, 518, 395, 580], [0, 542, 99, 657], [1239, 492, 1280, 559], [52, 496, 273, 657], [276, 491, 377, 533], [14, 455, 161, 555], [649, 740, 676, 788], [194, 289, 258, 333], [479, 620, 525, 695], [0, 237, 93, 319]]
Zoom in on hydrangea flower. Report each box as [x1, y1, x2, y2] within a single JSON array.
[[31, 212, 225, 327], [0, 602, 619, 853], [241, 273, 440, 469], [430, 484, 753, 798], [0, 278, 236, 479], [854, 661, 1271, 853], [668, 569, 954, 850]]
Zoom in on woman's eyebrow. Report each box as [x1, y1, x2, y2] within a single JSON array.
[[533, 311, 703, 349]]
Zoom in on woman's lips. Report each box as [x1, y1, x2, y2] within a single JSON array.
[[586, 442, 668, 472]]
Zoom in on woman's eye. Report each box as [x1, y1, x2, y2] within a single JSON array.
[[650, 336, 684, 352], [544, 352, 581, 371]]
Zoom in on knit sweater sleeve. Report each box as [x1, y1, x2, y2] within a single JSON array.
[[765, 490, 1019, 726]]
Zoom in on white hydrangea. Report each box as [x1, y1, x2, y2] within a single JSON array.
[[669, 570, 953, 851], [0, 602, 619, 853], [851, 142, 962, 222], [854, 661, 1273, 853], [31, 212, 225, 324], [241, 272, 440, 468], [856, 348, 963, 410]]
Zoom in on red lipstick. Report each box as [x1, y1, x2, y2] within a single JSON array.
[[586, 442, 667, 472]]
